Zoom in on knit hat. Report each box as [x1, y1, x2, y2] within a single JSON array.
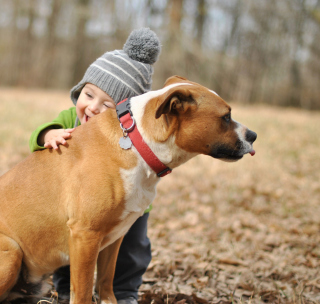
[[70, 28, 161, 105]]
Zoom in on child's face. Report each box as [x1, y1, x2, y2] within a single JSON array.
[[76, 83, 116, 125]]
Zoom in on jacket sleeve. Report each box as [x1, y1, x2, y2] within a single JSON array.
[[29, 107, 78, 152]]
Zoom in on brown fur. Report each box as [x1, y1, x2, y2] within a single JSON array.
[[0, 76, 256, 304], [142, 76, 238, 157], [0, 110, 135, 303]]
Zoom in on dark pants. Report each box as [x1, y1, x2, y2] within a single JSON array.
[[52, 213, 151, 301]]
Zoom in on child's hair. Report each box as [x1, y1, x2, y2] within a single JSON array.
[[70, 28, 161, 105]]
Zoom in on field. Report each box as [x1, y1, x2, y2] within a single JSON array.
[[1, 88, 320, 304]]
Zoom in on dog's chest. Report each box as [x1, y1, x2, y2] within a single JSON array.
[[119, 162, 159, 218], [99, 163, 159, 251]]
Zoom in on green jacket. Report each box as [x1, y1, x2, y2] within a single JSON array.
[[29, 107, 152, 213], [29, 107, 79, 152]]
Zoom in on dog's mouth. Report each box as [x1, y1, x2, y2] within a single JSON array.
[[210, 143, 255, 161], [213, 152, 244, 161]]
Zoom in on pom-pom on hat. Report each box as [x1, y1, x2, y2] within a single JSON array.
[[70, 28, 161, 105]]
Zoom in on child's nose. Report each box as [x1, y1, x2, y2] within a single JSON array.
[[88, 102, 100, 114]]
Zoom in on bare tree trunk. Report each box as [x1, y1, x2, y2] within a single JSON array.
[[42, 0, 62, 88], [288, 0, 306, 107], [168, 0, 183, 41], [7, 0, 20, 86], [70, 0, 90, 86], [219, 0, 242, 100], [195, 0, 207, 45], [157, 0, 184, 82]]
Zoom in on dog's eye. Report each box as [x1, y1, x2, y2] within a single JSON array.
[[223, 113, 231, 123]]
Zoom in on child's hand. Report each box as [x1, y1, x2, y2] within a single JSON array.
[[40, 128, 75, 150]]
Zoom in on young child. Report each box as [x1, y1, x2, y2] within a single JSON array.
[[29, 28, 161, 304]]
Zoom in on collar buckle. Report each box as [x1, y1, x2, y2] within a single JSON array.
[[157, 167, 172, 177], [116, 98, 132, 120]]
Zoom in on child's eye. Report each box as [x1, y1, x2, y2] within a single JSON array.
[[104, 102, 116, 109], [86, 93, 93, 98]]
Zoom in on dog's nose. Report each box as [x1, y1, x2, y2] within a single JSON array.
[[245, 130, 257, 144]]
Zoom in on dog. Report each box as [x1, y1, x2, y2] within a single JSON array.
[[0, 76, 256, 304]]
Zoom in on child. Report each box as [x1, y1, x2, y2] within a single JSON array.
[[29, 28, 161, 304]]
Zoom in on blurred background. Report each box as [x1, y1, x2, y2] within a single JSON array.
[[1, 1, 320, 302], [1, 0, 320, 109]]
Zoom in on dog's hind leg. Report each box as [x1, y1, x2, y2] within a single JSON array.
[[0, 233, 23, 302]]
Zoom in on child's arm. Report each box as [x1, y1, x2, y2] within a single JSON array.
[[29, 107, 78, 152]]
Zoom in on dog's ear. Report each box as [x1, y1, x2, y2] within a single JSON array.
[[164, 75, 188, 87], [155, 87, 196, 119]]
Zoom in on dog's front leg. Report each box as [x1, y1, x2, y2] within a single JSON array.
[[95, 237, 124, 304], [69, 229, 102, 304]]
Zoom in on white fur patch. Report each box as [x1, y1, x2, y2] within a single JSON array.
[[99, 163, 159, 252], [120, 163, 159, 216], [101, 300, 114, 304], [105, 83, 199, 249], [130, 83, 197, 167], [209, 89, 219, 97], [104, 84, 197, 248], [60, 252, 70, 264], [234, 121, 253, 153]]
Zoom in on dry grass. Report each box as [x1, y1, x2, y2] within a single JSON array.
[[1, 88, 320, 304], [0, 87, 70, 174]]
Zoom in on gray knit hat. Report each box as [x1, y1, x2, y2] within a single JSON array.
[[70, 28, 161, 105]]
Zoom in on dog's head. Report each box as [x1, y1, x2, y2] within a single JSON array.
[[151, 76, 257, 162]]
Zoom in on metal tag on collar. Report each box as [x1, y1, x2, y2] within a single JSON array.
[[119, 136, 132, 149], [119, 115, 135, 150], [119, 126, 134, 149]]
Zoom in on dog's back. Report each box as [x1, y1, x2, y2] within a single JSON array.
[[0, 76, 256, 303], [0, 109, 142, 301]]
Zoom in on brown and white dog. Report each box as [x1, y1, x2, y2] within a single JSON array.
[[0, 76, 256, 304]]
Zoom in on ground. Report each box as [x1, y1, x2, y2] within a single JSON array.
[[0, 88, 320, 304]]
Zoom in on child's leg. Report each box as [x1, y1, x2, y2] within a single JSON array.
[[52, 265, 71, 299], [113, 213, 151, 301]]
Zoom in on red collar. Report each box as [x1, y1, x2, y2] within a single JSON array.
[[116, 98, 172, 178]]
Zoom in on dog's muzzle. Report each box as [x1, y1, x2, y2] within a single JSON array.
[[245, 130, 257, 144], [210, 128, 257, 161]]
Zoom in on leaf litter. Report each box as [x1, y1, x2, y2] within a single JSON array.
[[1, 90, 320, 303], [140, 105, 320, 303]]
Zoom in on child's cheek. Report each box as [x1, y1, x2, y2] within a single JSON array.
[[76, 105, 85, 121]]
